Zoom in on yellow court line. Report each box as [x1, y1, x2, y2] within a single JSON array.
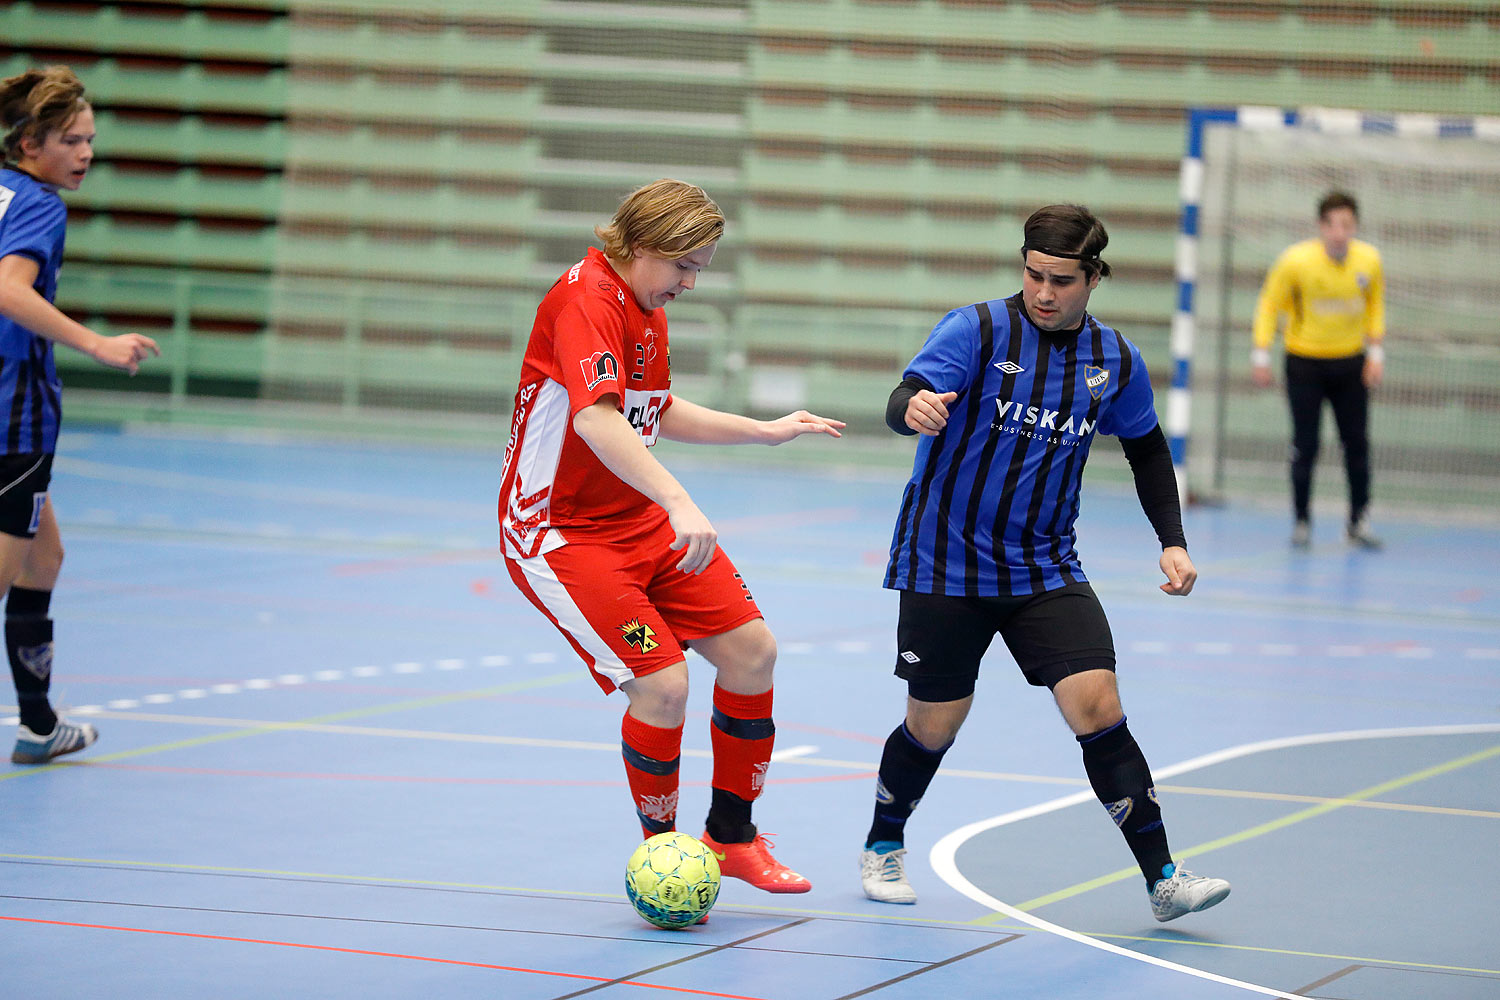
[[22, 712, 1500, 824], [0, 852, 618, 899], [1156, 782, 1500, 820], [1078, 929, 1500, 978], [0, 671, 580, 783], [976, 741, 1500, 919]]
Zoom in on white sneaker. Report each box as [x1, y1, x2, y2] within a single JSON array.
[[1149, 865, 1230, 922], [1347, 514, 1383, 550], [860, 847, 917, 904], [12, 718, 98, 764]]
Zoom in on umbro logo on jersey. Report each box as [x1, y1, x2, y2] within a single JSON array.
[[900, 650, 921, 664], [994, 361, 1025, 374]]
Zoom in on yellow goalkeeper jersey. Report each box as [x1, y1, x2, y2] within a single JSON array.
[[1252, 238, 1385, 359]]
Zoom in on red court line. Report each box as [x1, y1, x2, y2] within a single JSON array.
[[0, 915, 771, 999], [76, 762, 874, 787]]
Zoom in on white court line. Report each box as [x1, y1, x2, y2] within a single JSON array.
[[60, 655, 525, 717], [930, 723, 1500, 999]]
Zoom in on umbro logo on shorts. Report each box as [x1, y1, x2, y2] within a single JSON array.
[[994, 361, 1025, 374], [900, 650, 921, 664]]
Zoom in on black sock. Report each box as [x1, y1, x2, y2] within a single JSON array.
[[1078, 717, 1173, 890], [7, 586, 56, 735], [866, 723, 949, 848], [704, 788, 756, 844]]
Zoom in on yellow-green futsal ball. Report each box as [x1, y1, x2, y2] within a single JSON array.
[[625, 831, 721, 929]]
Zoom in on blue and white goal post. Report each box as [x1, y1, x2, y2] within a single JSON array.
[[1168, 105, 1500, 505]]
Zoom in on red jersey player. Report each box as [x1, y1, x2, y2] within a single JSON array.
[[499, 179, 843, 894]]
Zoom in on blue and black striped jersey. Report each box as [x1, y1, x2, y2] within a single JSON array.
[[885, 293, 1160, 597], [0, 167, 66, 455]]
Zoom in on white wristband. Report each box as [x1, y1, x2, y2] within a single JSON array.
[[1367, 344, 1385, 363], [1251, 348, 1271, 368]]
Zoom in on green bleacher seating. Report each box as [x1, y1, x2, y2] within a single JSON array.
[[6, 0, 1495, 450], [5, 2, 289, 62], [94, 110, 286, 169]]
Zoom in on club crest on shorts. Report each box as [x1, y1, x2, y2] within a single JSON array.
[[1085, 365, 1110, 400], [619, 618, 659, 653]]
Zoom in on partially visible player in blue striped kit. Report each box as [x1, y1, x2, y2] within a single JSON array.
[[0, 66, 159, 763], [858, 205, 1231, 922]]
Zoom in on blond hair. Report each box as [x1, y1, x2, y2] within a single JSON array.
[[1, 65, 89, 164], [594, 179, 724, 261]]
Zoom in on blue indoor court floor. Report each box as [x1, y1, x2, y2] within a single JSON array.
[[2, 426, 1498, 999]]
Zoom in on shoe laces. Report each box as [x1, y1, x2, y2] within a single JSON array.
[[864, 848, 907, 881], [742, 833, 779, 864]]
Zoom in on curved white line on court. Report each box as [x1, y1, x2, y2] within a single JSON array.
[[930, 723, 1500, 999]]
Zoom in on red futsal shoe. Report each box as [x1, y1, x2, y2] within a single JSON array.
[[700, 831, 812, 894]]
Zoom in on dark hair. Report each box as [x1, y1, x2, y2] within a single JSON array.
[[1, 65, 89, 164], [1020, 204, 1111, 280], [1317, 190, 1359, 221]]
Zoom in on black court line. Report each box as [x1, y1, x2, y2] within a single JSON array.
[[1294, 964, 1358, 996], [0, 859, 723, 920], [831, 934, 1024, 1000], [1295, 963, 1500, 997], [0, 893, 945, 968], [1, 859, 1026, 939], [0, 894, 723, 949], [545, 918, 814, 1000]]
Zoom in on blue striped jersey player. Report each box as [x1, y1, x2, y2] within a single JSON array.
[[0, 66, 159, 765], [884, 285, 1159, 597], [860, 204, 1232, 923]]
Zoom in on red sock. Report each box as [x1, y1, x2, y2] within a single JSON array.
[[710, 685, 775, 804], [621, 712, 683, 838]]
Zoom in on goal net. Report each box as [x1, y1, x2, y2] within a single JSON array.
[[1181, 109, 1500, 517]]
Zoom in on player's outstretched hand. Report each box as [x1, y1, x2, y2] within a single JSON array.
[[94, 332, 161, 375], [764, 410, 845, 445], [665, 497, 718, 575], [1251, 364, 1274, 389], [906, 390, 958, 436], [1159, 546, 1197, 596]]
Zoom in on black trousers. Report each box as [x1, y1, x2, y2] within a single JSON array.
[[1285, 353, 1370, 522]]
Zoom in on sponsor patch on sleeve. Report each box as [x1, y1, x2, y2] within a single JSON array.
[[580, 351, 619, 390]]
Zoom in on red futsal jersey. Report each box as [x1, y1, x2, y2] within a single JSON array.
[[500, 248, 673, 559]]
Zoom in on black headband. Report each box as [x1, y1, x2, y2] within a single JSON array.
[[1021, 243, 1101, 263]]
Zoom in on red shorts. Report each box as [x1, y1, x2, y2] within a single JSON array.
[[505, 510, 763, 694]]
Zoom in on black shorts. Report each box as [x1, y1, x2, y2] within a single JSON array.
[[0, 453, 53, 540], [894, 582, 1116, 701]]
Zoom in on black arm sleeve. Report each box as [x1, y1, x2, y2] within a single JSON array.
[[1119, 424, 1187, 551], [885, 375, 936, 436]]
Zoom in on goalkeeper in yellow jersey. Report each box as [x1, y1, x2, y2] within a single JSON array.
[[1252, 191, 1384, 550]]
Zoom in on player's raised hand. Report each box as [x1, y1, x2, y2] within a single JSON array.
[[763, 410, 845, 444], [1158, 546, 1197, 596], [665, 497, 718, 575], [906, 390, 958, 436], [93, 332, 160, 375]]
